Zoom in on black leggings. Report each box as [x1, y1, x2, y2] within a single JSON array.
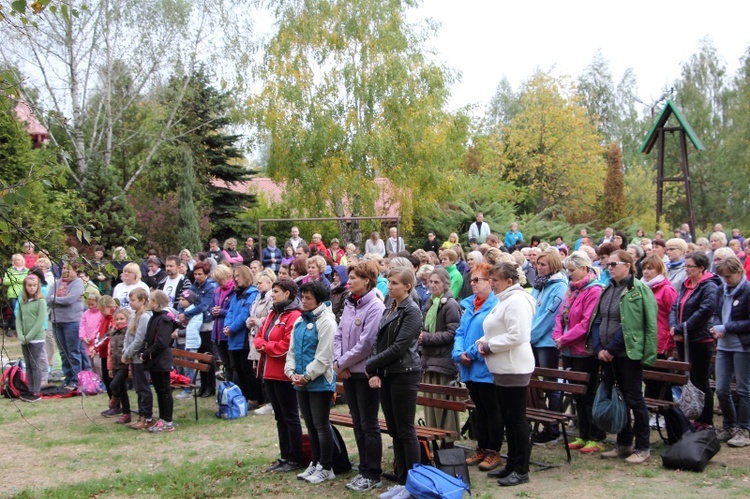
[[151, 370, 173, 423], [297, 390, 334, 469], [110, 368, 131, 414], [198, 330, 216, 393], [465, 380, 503, 451], [677, 341, 714, 426], [565, 355, 606, 441], [100, 356, 113, 399], [266, 379, 303, 463], [380, 371, 421, 485], [496, 385, 529, 475]]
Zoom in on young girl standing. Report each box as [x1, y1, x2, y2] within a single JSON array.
[[122, 288, 154, 430], [79, 291, 102, 372], [17, 275, 48, 401], [140, 290, 176, 433], [96, 295, 119, 416], [107, 308, 132, 424]]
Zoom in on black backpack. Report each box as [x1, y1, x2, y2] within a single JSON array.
[[330, 424, 352, 474]]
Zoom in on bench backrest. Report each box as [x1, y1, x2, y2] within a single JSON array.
[[171, 348, 214, 373], [529, 367, 590, 396], [334, 381, 468, 412], [643, 359, 691, 386]]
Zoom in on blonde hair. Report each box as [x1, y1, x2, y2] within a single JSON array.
[[212, 264, 233, 282], [537, 248, 563, 275], [149, 290, 169, 309], [112, 308, 130, 325], [306, 255, 326, 273], [127, 288, 149, 333], [22, 275, 43, 302], [387, 266, 416, 290], [123, 262, 141, 280], [98, 295, 116, 314]]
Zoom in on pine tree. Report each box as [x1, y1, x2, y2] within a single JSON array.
[[177, 147, 203, 254], [601, 142, 626, 226]]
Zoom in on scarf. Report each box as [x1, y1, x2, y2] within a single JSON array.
[[561, 273, 595, 329], [667, 259, 685, 270], [272, 297, 294, 315], [533, 274, 551, 290], [235, 285, 248, 299], [56, 276, 73, 297], [641, 274, 666, 288], [473, 293, 488, 312], [424, 294, 442, 333]]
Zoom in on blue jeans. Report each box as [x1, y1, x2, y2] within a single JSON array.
[[53, 321, 82, 385], [715, 349, 750, 430]]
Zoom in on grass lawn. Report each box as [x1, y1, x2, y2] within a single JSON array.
[[2, 335, 750, 498]]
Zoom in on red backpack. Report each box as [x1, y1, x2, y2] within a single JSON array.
[[1, 361, 30, 398]]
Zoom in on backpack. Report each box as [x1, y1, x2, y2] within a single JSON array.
[[1, 360, 30, 399], [77, 370, 105, 395], [216, 381, 248, 419], [330, 424, 352, 475], [405, 464, 471, 499]]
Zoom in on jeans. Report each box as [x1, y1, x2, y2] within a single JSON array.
[[715, 349, 750, 430], [465, 380, 503, 451], [565, 355, 606, 441], [53, 321, 82, 385], [380, 371, 421, 485], [343, 375, 382, 480], [603, 357, 650, 451], [151, 370, 173, 422], [266, 379, 303, 463], [132, 363, 153, 419], [229, 348, 258, 402], [8, 297, 17, 331], [297, 390, 334, 469], [496, 384, 529, 474], [21, 342, 48, 394], [110, 368, 131, 414], [533, 346, 562, 437], [80, 340, 92, 371], [677, 341, 714, 425]]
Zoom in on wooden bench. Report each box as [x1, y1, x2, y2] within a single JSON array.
[[171, 349, 214, 421], [527, 367, 590, 465], [643, 358, 690, 442], [330, 382, 468, 459]]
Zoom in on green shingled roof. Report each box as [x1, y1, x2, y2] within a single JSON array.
[[640, 100, 705, 154]]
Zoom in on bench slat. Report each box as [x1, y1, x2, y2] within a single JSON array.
[[533, 367, 590, 383], [528, 378, 588, 395]]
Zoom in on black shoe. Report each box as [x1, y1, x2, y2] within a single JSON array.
[[487, 467, 513, 479], [275, 461, 302, 473], [199, 390, 214, 398], [532, 431, 560, 446], [498, 472, 529, 487], [264, 460, 286, 473]]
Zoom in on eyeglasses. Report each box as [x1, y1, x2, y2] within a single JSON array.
[[470, 277, 489, 284], [607, 262, 628, 268], [685, 264, 701, 269], [665, 247, 679, 251]]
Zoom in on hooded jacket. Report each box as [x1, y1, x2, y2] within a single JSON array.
[[211, 279, 235, 343], [669, 272, 721, 343], [530, 271, 567, 348], [330, 265, 350, 322], [140, 309, 176, 372], [334, 288, 385, 375], [421, 290, 461, 376], [479, 284, 536, 375], [713, 278, 750, 351], [552, 275, 603, 357], [285, 302, 337, 392], [254, 298, 302, 381], [643, 276, 677, 354], [451, 293, 499, 384], [366, 296, 422, 377]]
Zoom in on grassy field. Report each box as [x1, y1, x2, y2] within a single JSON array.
[[2, 335, 750, 498]]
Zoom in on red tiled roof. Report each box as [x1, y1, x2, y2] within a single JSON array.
[[14, 97, 49, 138]]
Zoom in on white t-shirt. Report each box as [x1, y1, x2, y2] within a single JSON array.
[[162, 276, 182, 307], [112, 281, 151, 312]]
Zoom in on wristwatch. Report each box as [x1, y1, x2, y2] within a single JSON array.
[[303, 374, 311, 382]]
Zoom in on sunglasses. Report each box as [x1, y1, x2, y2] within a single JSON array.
[[470, 277, 489, 284]]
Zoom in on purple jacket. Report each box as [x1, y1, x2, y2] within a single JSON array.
[[211, 280, 235, 343], [334, 289, 385, 374]]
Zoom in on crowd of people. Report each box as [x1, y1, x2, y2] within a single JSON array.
[[2, 216, 750, 494]]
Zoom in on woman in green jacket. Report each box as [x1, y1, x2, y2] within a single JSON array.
[[588, 250, 657, 464], [17, 274, 48, 400]]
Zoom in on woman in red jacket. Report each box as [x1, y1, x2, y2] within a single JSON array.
[[254, 279, 303, 473]]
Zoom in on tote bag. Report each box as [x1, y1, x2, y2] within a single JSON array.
[[678, 324, 705, 420], [592, 366, 627, 434]]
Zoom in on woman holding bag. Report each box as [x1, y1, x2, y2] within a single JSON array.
[[587, 250, 658, 464]]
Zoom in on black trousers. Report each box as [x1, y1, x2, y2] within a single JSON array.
[[266, 379, 303, 463], [677, 341, 714, 426], [565, 355, 606, 441], [110, 368, 131, 414], [198, 330, 216, 394], [297, 390, 334, 469], [496, 384, 529, 474], [603, 357, 650, 451], [380, 371, 421, 485], [229, 348, 258, 402], [100, 356, 113, 399], [151, 370, 173, 423], [343, 375, 382, 480], [465, 380, 503, 451]]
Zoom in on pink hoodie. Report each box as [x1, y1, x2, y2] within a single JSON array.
[[79, 308, 103, 341], [552, 275, 603, 357]]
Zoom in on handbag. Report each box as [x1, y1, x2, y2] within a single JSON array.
[[678, 324, 705, 420], [405, 464, 471, 499], [661, 428, 721, 472], [592, 366, 627, 434]]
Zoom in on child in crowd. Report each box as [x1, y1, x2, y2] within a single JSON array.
[[122, 288, 155, 430], [140, 290, 176, 433], [175, 290, 202, 400], [79, 291, 102, 372], [17, 275, 48, 401], [96, 295, 119, 416], [107, 308, 132, 424]]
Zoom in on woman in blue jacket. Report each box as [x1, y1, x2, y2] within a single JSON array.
[[451, 262, 502, 472], [223, 265, 259, 405], [530, 249, 568, 445], [285, 281, 338, 484]]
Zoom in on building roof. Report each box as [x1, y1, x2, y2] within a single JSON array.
[[640, 100, 705, 154], [14, 97, 49, 139]]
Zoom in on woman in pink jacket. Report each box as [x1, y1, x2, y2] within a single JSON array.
[[640, 254, 677, 403], [552, 251, 605, 454]]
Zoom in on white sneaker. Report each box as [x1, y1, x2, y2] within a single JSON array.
[[349, 476, 382, 492], [391, 486, 412, 499], [176, 390, 192, 400], [297, 462, 318, 480], [728, 428, 750, 448], [305, 467, 335, 484], [346, 474, 363, 489], [648, 414, 659, 429], [379, 485, 405, 499], [254, 404, 274, 415]]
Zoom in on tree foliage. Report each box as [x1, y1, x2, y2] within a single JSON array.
[[601, 142, 626, 226], [176, 146, 203, 254]]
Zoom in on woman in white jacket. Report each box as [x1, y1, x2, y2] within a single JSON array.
[[477, 262, 536, 488]]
